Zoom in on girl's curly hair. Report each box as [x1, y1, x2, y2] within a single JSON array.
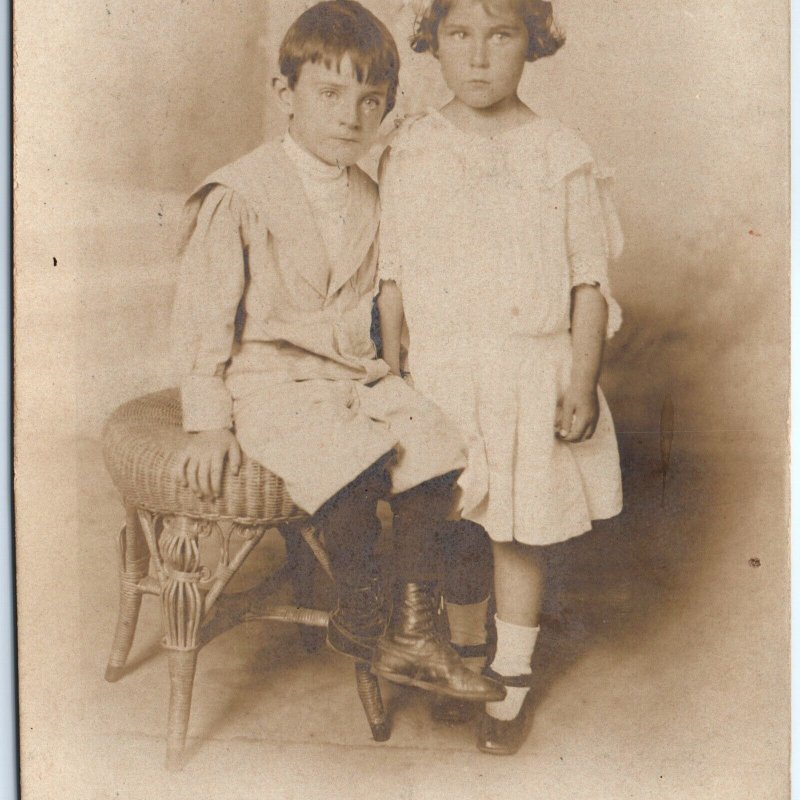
[[411, 0, 564, 62]]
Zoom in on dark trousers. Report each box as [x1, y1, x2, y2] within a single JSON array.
[[314, 461, 491, 602]]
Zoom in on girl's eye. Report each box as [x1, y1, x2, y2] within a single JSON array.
[[363, 97, 381, 111], [449, 30, 467, 40], [321, 90, 338, 100], [492, 31, 512, 42]]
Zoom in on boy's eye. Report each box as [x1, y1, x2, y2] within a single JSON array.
[[363, 97, 381, 111], [321, 90, 338, 100], [449, 30, 467, 40], [492, 32, 510, 42]]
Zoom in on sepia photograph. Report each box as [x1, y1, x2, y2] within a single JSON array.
[[13, 1, 789, 798]]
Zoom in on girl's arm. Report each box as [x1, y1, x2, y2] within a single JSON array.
[[558, 157, 621, 443], [377, 279, 404, 376], [556, 284, 607, 442]]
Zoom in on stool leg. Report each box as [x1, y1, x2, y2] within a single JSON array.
[[159, 515, 205, 770], [105, 506, 150, 682], [355, 661, 390, 742], [166, 648, 198, 771]]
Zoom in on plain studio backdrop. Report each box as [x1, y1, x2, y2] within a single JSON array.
[[13, 1, 788, 799]]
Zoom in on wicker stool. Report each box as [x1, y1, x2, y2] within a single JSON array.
[[102, 388, 389, 770]]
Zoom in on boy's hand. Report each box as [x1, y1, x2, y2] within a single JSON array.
[[177, 429, 242, 500], [555, 383, 599, 443]]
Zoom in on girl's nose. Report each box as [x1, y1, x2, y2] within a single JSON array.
[[470, 39, 489, 68]]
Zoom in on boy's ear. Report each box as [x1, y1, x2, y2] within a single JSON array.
[[272, 76, 294, 116]]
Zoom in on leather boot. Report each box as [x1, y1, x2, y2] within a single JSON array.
[[430, 643, 488, 724], [327, 571, 388, 662], [371, 583, 506, 702]]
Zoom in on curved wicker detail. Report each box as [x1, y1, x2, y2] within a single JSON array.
[[102, 389, 302, 522]]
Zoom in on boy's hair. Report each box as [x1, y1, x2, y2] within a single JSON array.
[[411, 0, 564, 62], [280, 0, 400, 114]]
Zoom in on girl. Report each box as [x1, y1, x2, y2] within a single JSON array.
[[377, 0, 624, 754]]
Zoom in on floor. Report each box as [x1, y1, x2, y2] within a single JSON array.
[[58, 426, 788, 800]]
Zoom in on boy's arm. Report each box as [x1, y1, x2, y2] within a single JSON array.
[[177, 186, 247, 432], [377, 279, 404, 376], [178, 428, 241, 499], [174, 185, 247, 497]]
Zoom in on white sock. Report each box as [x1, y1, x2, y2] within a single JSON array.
[[446, 598, 489, 673], [486, 616, 539, 721]]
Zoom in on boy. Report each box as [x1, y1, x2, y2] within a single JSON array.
[[170, 0, 502, 703]]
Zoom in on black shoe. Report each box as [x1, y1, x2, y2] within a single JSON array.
[[372, 583, 505, 701], [476, 667, 533, 755], [326, 574, 388, 662], [477, 710, 527, 755]]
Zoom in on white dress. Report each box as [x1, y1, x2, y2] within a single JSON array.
[[378, 110, 624, 545]]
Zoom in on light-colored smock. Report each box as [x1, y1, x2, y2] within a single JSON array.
[[171, 137, 466, 514], [379, 111, 624, 545]]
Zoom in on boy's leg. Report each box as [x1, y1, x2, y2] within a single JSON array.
[[351, 376, 501, 699], [231, 378, 397, 519], [314, 456, 393, 661], [432, 521, 493, 722], [440, 521, 493, 651], [372, 473, 504, 701]]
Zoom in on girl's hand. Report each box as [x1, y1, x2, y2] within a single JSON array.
[[555, 383, 599, 443], [176, 429, 242, 500]]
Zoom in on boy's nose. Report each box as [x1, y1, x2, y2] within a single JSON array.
[[339, 102, 361, 130]]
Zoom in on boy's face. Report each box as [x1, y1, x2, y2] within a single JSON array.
[[281, 54, 389, 167]]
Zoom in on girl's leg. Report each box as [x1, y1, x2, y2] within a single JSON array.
[[485, 541, 545, 722], [491, 540, 545, 627]]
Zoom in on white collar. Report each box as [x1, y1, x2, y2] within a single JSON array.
[[282, 133, 346, 183]]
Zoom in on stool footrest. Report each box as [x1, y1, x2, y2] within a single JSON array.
[[244, 605, 329, 628]]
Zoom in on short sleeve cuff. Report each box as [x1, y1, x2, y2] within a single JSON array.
[[181, 375, 233, 432], [570, 257, 623, 339], [377, 255, 403, 289]]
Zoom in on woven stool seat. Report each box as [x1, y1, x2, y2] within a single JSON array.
[[102, 388, 301, 522]]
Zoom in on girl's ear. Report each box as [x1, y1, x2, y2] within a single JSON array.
[[272, 76, 294, 116]]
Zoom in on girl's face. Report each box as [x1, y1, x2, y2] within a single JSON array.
[[436, 1, 529, 110]]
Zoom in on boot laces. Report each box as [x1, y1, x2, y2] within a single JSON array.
[[397, 583, 439, 636]]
